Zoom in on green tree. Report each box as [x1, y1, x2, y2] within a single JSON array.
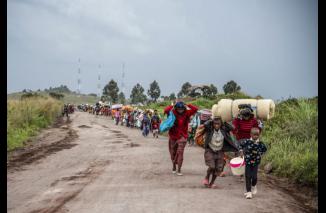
[[202, 84, 218, 98], [118, 92, 126, 104], [255, 94, 264, 99], [223, 80, 241, 94], [147, 80, 161, 102], [189, 89, 201, 98], [178, 82, 192, 98], [103, 79, 119, 103], [88, 93, 97, 97], [49, 92, 64, 100], [169, 93, 176, 100], [130, 83, 147, 104]]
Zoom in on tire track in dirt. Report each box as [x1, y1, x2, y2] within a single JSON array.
[[27, 160, 110, 213], [7, 123, 79, 172]]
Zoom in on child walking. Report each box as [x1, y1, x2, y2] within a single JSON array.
[[239, 127, 267, 199], [201, 116, 238, 188]]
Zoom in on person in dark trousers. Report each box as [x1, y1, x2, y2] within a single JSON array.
[[142, 112, 151, 137], [239, 127, 267, 199], [151, 110, 161, 138], [62, 104, 69, 118], [164, 101, 198, 176], [201, 116, 239, 188]]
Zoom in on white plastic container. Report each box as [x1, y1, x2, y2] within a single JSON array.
[[230, 157, 245, 176]]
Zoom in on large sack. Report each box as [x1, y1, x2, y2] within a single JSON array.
[[212, 99, 275, 122], [194, 125, 206, 147], [212, 99, 233, 122], [159, 111, 176, 133]]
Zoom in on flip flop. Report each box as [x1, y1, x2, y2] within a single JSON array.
[[209, 184, 220, 189], [202, 178, 209, 187]]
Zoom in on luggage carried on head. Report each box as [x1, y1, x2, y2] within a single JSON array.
[[212, 99, 275, 122], [159, 111, 176, 133]]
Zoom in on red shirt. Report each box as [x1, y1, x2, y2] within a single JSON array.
[[164, 104, 199, 141], [232, 117, 260, 140]]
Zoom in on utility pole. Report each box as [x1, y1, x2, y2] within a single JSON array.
[[121, 62, 125, 95], [97, 64, 101, 99], [77, 58, 81, 96]]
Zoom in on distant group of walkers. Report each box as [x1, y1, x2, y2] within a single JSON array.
[[113, 108, 162, 138], [78, 100, 267, 199]]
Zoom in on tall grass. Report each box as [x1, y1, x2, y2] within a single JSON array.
[[261, 98, 318, 187], [7, 97, 63, 151]]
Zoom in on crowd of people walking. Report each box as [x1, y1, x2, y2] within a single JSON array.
[[75, 100, 267, 199]]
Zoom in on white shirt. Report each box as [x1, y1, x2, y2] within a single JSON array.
[[209, 129, 224, 152]]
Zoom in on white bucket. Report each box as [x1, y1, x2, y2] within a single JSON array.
[[230, 157, 245, 176]]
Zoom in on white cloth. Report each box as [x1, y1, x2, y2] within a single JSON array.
[[209, 129, 224, 152]]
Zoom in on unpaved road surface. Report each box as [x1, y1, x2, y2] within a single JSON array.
[[8, 112, 314, 213]]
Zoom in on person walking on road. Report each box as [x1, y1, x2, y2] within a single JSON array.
[[164, 101, 198, 176], [115, 109, 121, 125], [151, 110, 161, 138], [201, 116, 238, 188], [239, 127, 267, 199], [142, 112, 151, 137]]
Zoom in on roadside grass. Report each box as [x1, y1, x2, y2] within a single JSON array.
[[261, 98, 318, 187], [7, 97, 63, 151]]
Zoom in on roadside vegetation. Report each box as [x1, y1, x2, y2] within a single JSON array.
[[261, 97, 318, 188], [7, 96, 63, 151]]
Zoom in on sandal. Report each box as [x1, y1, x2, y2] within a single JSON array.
[[202, 178, 209, 186], [209, 184, 219, 189]]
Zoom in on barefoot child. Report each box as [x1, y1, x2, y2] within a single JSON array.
[[202, 116, 238, 188], [239, 127, 267, 199]]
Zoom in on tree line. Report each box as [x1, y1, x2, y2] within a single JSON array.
[[101, 80, 242, 104]]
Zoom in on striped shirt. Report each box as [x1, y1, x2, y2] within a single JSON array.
[[232, 117, 260, 140]]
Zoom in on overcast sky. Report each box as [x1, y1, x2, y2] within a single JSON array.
[[8, 0, 317, 100]]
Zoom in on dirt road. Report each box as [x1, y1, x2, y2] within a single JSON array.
[[7, 112, 313, 213]]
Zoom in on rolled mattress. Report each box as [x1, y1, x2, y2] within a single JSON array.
[[212, 99, 275, 122]]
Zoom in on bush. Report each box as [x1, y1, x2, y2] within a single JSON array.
[[7, 97, 63, 151], [261, 98, 318, 187]]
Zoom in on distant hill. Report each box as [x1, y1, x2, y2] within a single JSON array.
[[8, 92, 99, 105], [7, 85, 99, 105]]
